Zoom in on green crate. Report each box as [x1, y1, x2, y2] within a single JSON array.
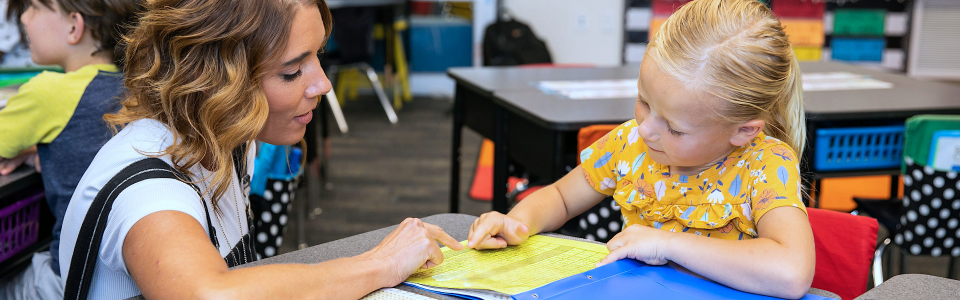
[[834, 9, 885, 36]]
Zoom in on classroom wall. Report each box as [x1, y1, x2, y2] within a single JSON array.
[[502, 0, 625, 67]]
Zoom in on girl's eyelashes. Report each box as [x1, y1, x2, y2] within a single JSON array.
[[281, 70, 302, 82], [638, 95, 682, 136], [638, 97, 649, 107], [667, 126, 684, 136]]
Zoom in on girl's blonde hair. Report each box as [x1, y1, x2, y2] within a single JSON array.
[[105, 0, 332, 209], [648, 0, 806, 155]]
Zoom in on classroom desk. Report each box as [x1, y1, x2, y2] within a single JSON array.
[[854, 274, 960, 299], [326, 0, 404, 8], [0, 165, 41, 200], [236, 213, 840, 300], [800, 63, 960, 205], [447, 65, 640, 213], [448, 62, 960, 213]]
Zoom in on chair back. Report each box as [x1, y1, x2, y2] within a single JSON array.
[[807, 208, 879, 300], [577, 124, 619, 163], [557, 124, 622, 242], [894, 115, 960, 257]]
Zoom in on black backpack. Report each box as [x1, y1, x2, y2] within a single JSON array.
[[482, 19, 553, 66]]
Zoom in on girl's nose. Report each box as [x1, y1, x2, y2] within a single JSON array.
[[638, 117, 659, 143]]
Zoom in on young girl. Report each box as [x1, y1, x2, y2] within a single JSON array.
[[467, 0, 814, 298], [58, 0, 461, 299]]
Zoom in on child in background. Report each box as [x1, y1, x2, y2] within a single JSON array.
[[0, 0, 35, 68], [0, 0, 143, 298], [467, 0, 815, 298]]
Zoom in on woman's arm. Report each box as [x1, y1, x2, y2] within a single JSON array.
[[599, 206, 815, 299], [124, 212, 463, 300], [468, 165, 607, 249]]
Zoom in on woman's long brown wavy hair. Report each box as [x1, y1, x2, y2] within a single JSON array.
[[105, 0, 332, 209]]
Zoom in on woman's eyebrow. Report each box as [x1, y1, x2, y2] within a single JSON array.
[[282, 51, 312, 67]]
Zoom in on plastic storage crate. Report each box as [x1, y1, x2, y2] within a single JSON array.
[[833, 9, 886, 37], [651, 0, 692, 16], [814, 125, 904, 171], [772, 0, 825, 19], [781, 19, 825, 46], [831, 38, 885, 62], [0, 192, 43, 264]]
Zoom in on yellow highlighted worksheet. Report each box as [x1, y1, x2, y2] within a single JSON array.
[[405, 235, 609, 295]]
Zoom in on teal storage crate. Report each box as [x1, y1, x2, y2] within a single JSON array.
[[834, 9, 885, 36], [409, 16, 472, 72], [814, 125, 904, 171], [831, 38, 884, 62]]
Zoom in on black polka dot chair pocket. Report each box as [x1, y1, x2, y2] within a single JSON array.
[[249, 143, 304, 259], [250, 178, 298, 259], [894, 159, 960, 257], [558, 196, 623, 243]]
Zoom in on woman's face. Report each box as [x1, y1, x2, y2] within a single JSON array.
[[258, 5, 331, 145]]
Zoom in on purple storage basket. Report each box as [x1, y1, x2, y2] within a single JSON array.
[[0, 192, 43, 264]]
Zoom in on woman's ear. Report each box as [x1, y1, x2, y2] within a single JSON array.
[[66, 12, 85, 45], [729, 120, 765, 147]]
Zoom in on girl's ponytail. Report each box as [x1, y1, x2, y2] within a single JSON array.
[[768, 56, 806, 156]]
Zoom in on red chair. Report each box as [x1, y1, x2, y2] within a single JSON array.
[[807, 207, 879, 300]]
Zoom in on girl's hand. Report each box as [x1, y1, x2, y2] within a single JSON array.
[[466, 211, 531, 250], [363, 218, 464, 287], [597, 224, 673, 266]]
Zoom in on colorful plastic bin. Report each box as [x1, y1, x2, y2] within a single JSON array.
[[814, 125, 904, 171], [0, 192, 43, 264], [831, 38, 885, 62], [772, 0, 825, 19], [833, 9, 886, 37]]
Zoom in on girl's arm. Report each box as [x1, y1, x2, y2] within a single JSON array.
[[123, 212, 463, 300], [467, 165, 607, 249], [599, 206, 815, 299]]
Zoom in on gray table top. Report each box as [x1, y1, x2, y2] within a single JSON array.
[[801, 62, 960, 118], [462, 61, 960, 130], [326, 0, 404, 8], [447, 65, 642, 95], [855, 274, 960, 300], [0, 166, 40, 199], [239, 213, 839, 300]]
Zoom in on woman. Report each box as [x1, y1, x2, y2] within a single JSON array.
[[58, 0, 462, 299]]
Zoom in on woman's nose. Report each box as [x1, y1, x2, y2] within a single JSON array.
[[306, 68, 332, 99]]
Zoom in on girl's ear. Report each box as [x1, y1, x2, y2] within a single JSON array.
[[66, 12, 85, 45], [730, 120, 765, 147]]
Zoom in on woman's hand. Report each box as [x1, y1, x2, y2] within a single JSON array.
[[597, 224, 673, 266], [363, 218, 464, 287], [0, 146, 38, 175], [466, 211, 531, 250]]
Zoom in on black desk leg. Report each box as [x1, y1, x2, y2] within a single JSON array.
[[320, 96, 329, 183], [493, 106, 509, 214], [450, 87, 463, 213], [890, 174, 900, 200], [812, 178, 821, 208]]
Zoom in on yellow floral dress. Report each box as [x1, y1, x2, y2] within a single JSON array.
[[580, 120, 807, 240]]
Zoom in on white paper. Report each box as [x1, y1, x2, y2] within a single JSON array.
[[405, 283, 511, 300], [931, 132, 960, 172], [538, 79, 638, 100], [360, 288, 435, 300], [802, 72, 893, 91]]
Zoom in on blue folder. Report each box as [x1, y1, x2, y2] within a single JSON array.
[[511, 260, 835, 300]]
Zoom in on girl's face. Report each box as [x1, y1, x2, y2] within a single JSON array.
[[20, 0, 72, 66], [635, 55, 747, 175], [258, 5, 331, 145]]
